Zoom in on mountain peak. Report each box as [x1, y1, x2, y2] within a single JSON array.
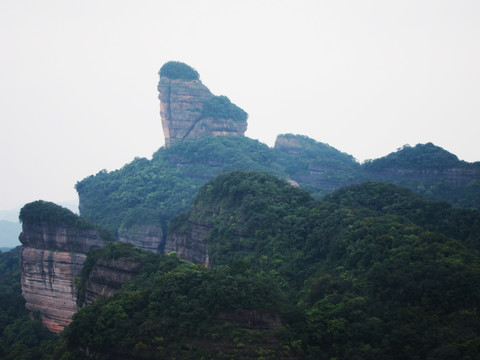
[[157, 61, 248, 148]]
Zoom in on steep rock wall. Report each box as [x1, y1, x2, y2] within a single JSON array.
[[81, 258, 142, 305], [164, 218, 211, 266], [118, 225, 164, 253], [20, 222, 110, 332], [158, 69, 247, 148], [21, 247, 86, 333]]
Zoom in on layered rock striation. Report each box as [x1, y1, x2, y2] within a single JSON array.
[[21, 247, 87, 332], [164, 215, 211, 266], [19, 201, 111, 332], [118, 224, 164, 253], [81, 258, 142, 305], [158, 61, 247, 148]]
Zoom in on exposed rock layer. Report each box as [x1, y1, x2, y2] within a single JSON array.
[[158, 77, 247, 148], [20, 223, 110, 332], [164, 217, 210, 266], [21, 247, 86, 333], [118, 225, 164, 253], [82, 258, 142, 305]]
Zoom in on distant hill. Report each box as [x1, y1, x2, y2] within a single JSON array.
[[0, 220, 21, 248]]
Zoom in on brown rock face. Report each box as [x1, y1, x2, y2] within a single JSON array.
[[158, 70, 247, 148], [19, 223, 109, 253], [21, 247, 86, 332], [164, 218, 210, 266], [81, 258, 142, 305], [20, 222, 110, 332], [118, 225, 163, 253]]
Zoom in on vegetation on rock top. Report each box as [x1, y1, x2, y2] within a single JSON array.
[[19, 200, 115, 241], [159, 61, 199, 81], [201, 95, 248, 122]]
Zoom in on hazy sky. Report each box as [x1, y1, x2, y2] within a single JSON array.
[[1, 0, 479, 212]]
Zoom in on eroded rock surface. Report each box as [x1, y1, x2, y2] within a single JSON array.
[[158, 61, 247, 148], [118, 225, 164, 253], [81, 258, 142, 305], [164, 217, 211, 266], [20, 223, 109, 332], [21, 247, 86, 333]]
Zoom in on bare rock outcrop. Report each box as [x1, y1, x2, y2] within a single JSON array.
[[81, 258, 142, 305], [20, 224, 109, 332], [118, 224, 164, 253], [21, 247, 87, 333], [158, 61, 247, 148], [164, 216, 211, 266], [19, 201, 111, 332]]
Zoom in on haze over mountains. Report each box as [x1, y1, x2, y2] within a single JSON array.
[[0, 61, 479, 359]]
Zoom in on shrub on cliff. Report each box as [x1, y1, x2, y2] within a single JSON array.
[[19, 200, 115, 241], [159, 61, 199, 81], [201, 95, 248, 122]]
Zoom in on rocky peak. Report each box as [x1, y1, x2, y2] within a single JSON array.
[[158, 61, 248, 148]]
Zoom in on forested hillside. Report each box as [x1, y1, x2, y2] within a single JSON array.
[[76, 136, 480, 249], [5, 170, 478, 359]]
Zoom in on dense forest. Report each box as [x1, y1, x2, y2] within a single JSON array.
[[76, 135, 480, 243], [2, 170, 480, 359]]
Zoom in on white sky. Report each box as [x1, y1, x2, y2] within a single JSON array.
[[1, 0, 479, 211]]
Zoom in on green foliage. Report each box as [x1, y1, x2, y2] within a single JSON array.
[[179, 170, 315, 289], [0, 248, 56, 359], [75, 137, 287, 236], [19, 201, 114, 241], [364, 142, 467, 170], [61, 254, 290, 359], [4, 172, 480, 358], [159, 61, 199, 81], [75, 136, 480, 242], [168, 172, 480, 358], [201, 95, 248, 122]]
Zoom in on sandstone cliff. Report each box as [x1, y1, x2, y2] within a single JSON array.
[[19, 201, 112, 332], [158, 61, 247, 147], [20, 223, 110, 332], [164, 212, 211, 266], [118, 224, 164, 253], [81, 257, 141, 305], [21, 247, 86, 332]]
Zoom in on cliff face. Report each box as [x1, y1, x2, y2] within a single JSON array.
[[81, 258, 141, 305], [118, 225, 164, 253], [20, 223, 109, 332], [164, 215, 211, 266], [19, 223, 109, 253], [158, 62, 247, 148], [21, 247, 86, 333]]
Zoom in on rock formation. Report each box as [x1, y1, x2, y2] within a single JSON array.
[[164, 218, 211, 266], [18, 201, 137, 332], [118, 225, 164, 253], [158, 61, 247, 148], [81, 258, 141, 305], [21, 247, 87, 332], [19, 222, 110, 332]]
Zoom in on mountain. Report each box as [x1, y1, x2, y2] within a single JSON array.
[[4, 61, 480, 358], [158, 61, 248, 147], [30, 171, 480, 359], [73, 62, 480, 255], [76, 135, 480, 256]]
